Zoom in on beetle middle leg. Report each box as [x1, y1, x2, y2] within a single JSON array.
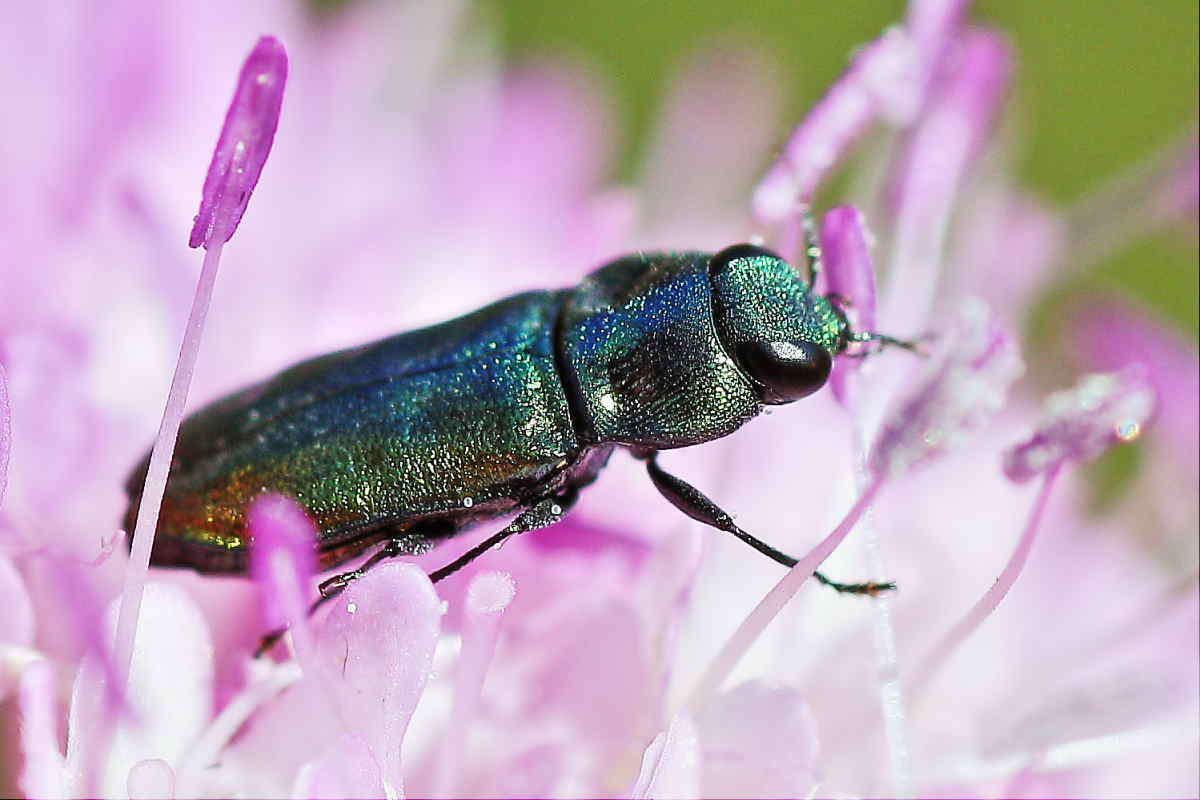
[[638, 451, 894, 596]]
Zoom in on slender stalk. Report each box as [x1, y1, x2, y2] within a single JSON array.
[[688, 476, 885, 711], [112, 241, 224, 690], [853, 433, 912, 798], [907, 464, 1061, 705]]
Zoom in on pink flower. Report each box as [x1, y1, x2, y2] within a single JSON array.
[[2, 0, 1196, 797]]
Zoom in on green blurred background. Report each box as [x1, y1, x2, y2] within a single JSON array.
[[485, 0, 1198, 338]]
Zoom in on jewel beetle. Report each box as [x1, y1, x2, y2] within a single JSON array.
[[124, 238, 903, 633]]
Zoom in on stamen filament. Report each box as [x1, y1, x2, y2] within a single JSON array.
[[907, 463, 1062, 705], [688, 476, 885, 711], [112, 239, 224, 692]]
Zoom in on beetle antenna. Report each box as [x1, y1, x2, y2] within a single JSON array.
[[846, 330, 931, 358], [801, 210, 822, 286]]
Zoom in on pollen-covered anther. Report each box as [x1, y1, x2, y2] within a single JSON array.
[[188, 36, 288, 249], [1003, 370, 1156, 483], [869, 298, 1024, 479]]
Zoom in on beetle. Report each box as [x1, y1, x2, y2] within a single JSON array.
[[124, 236, 904, 636]]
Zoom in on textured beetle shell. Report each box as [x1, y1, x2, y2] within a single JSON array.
[[560, 253, 761, 448], [125, 248, 846, 574], [126, 291, 583, 572]]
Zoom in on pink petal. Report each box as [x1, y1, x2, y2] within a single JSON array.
[[0, 362, 8, 507], [1003, 371, 1155, 483], [432, 570, 516, 796], [1066, 298, 1199, 469], [870, 300, 1023, 479], [216, 565, 441, 794], [66, 583, 213, 798], [880, 29, 1013, 337], [0, 554, 33, 646], [694, 682, 819, 799], [55, 0, 165, 225], [248, 493, 318, 631], [904, 0, 971, 96], [630, 714, 701, 800], [127, 758, 176, 800], [821, 206, 878, 404], [640, 45, 782, 239], [291, 733, 387, 800], [316, 563, 441, 794], [189, 36, 288, 249], [1161, 134, 1198, 220], [753, 28, 919, 221], [18, 660, 66, 799], [951, 189, 1066, 318]]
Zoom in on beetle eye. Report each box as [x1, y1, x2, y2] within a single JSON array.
[[735, 341, 832, 404]]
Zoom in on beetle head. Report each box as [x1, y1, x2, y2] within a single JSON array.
[[708, 244, 848, 405]]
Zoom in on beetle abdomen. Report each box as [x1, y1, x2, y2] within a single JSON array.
[[125, 291, 580, 573]]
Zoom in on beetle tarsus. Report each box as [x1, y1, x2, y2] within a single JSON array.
[[812, 571, 896, 596], [642, 451, 895, 598]]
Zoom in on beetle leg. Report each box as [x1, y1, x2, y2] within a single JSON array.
[[255, 492, 581, 657], [428, 488, 579, 584], [641, 452, 894, 596]]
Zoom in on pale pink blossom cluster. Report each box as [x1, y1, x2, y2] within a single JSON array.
[[1, 0, 1197, 797]]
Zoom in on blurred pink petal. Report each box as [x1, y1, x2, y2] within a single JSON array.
[[881, 30, 1012, 337], [640, 45, 781, 242], [694, 682, 819, 798], [821, 205, 878, 403], [1161, 134, 1198, 220], [0, 555, 32, 647], [753, 28, 919, 221], [433, 570, 516, 796], [18, 660, 67, 799], [870, 300, 1023, 478], [66, 582, 213, 797], [908, 465, 1062, 703], [291, 733, 387, 800], [248, 493, 318, 631], [630, 714, 701, 800], [1066, 297, 1199, 468], [1004, 371, 1155, 483], [127, 758, 176, 800], [904, 0, 970, 95], [951, 188, 1066, 318], [0, 362, 9, 506], [57, 0, 165, 225], [227, 563, 440, 795], [189, 36, 288, 249], [319, 562, 441, 793]]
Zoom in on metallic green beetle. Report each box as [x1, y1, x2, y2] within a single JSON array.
[[125, 243, 894, 620]]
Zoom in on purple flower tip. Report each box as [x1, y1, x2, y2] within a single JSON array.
[[188, 35, 287, 249], [248, 492, 317, 630], [821, 205, 878, 334], [821, 206, 878, 404], [1003, 370, 1155, 483], [870, 299, 1023, 478]]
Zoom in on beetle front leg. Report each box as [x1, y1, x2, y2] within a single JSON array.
[[639, 451, 894, 596]]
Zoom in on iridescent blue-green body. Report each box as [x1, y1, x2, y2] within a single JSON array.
[[124, 246, 850, 574]]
